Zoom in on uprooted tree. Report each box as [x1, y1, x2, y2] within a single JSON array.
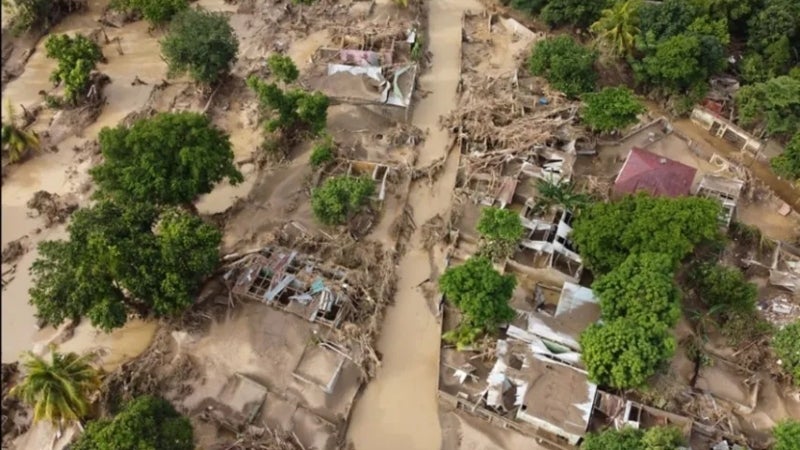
[[311, 175, 375, 226], [571, 193, 721, 275], [90, 112, 242, 206], [439, 257, 516, 348], [581, 86, 645, 134], [71, 396, 194, 450], [476, 207, 524, 261], [29, 201, 221, 331], [528, 35, 598, 99], [580, 318, 676, 389], [44, 33, 104, 105], [1, 102, 40, 163], [161, 8, 238, 85]]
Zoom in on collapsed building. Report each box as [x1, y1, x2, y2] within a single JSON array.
[[769, 241, 800, 293], [695, 174, 745, 228]]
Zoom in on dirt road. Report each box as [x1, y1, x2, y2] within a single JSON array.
[[346, 0, 482, 448]]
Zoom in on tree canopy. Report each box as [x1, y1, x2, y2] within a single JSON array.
[[267, 54, 300, 84], [772, 420, 800, 450], [771, 133, 800, 181], [590, 0, 641, 57], [44, 33, 103, 105], [71, 396, 193, 450], [570, 193, 721, 275], [635, 32, 726, 96], [10, 347, 100, 425], [309, 135, 335, 168], [539, 0, 610, 28], [91, 112, 242, 205], [580, 318, 676, 389], [688, 262, 757, 316], [29, 201, 221, 331], [311, 175, 375, 225], [110, 0, 188, 25], [592, 253, 680, 327], [439, 257, 516, 346], [736, 76, 800, 139], [582, 426, 685, 450], [161, 9, 238, 85], [581, 86, 645, 133], [773, 321, 800, 384], [476, 207, 524, 261], [248, 74, 329, 136], [528, 36, 597, 98]]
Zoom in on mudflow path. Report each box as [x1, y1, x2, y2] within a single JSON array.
[[346, 0, 483, 449]]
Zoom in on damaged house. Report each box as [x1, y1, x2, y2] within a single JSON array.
[[769, 241, 800, 293], [695, 174, 744, 228], [514, 200, 584, 281]]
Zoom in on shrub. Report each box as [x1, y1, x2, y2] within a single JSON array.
[[267, 54, 299, 84], [5, 0, 83, 34], [110, 0, 188, 25], [528, 35, 597, 98], [309, 136, 335, 168], [688, 262, 757, 317], [773, 321, 800, 384], [771, 132, 800, 181], [311, 175, 374, 225], [582, 426, 685, 450], [773, 420, 800, 450], [161, 9, 238, 85], [476, 207, 524, 261], [248, 75, 329, 136], [582, 86, 645, 133], [44, 33, 103, 105]]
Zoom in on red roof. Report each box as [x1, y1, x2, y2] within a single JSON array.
[[614, 147, 697, 198]]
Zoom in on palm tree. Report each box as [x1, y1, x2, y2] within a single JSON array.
[[1, 101, 40, 163], [10, 346, 100, 426], [535, 178, 590, 213], [590, 0, 642, 58]]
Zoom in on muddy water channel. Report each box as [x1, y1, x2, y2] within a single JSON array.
[[1, 1, 166, 363]]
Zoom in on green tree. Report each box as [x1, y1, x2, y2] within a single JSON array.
[[507, 0, 547, 14], [476, 207, 523, 261], [44, 33, 103, 105], [311, 175, 375, 225], [248, 75, 329, 136], [161, 9, 238, 85], [309, 135, 335, 168], [736, 76, 800, 139], [528, 36, 598, 98], [746, 0, 800, 56], [773, 321, 800, 384], [581, 86, 645, 133], [688, 262, 757, 316], [590, 0, 641, 57], [773, 420, 800, 450], [10, 347, 99, 425], [1, 101, 40, 163], [771, 133, 800, 181], [580, 319, 676, 389], [534, 178, 589, 212], [110, 0, 188, 25], [593, 253, 680, 327], [641, 426, 686, 449], [267, 54, 299, 84], [71, 396, 193, 450], [582, 426, 685, 450], [539, 0, 611, 28], [91, 112, 242, 206], [571, 194, 721, 275], [636, 32, 725, 95], [637, 0, 703, 42], [30, 202, 221, 331], [439, 257, 516, 347]]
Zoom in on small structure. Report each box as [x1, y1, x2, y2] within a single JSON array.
[[346, 159, 393, 201], [517, 201, 583, 281], [690, 106, 763, 157], [292, 342, 348, 394], [769, 241, 800, 293], [594, 391, 693, 440], [695, 174, 744, 228], [614, 147, 697, 198]]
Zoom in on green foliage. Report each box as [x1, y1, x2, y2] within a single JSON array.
[[161, 9, 238, 85], [773, 420, 800, 450], [593, 253, 680, 327], [311, 175, 374, 225], [635, 32, 724, 95], [4, 0, 82, 34], [44, 33, 103, 105], [771, 133, 800, 181], [507, 0, 547, 14], [91, 112, 242, 205], [720, 311, 773, 347], [309, 136, 335, 168], [248, 75, 329, 136], [581, 86, 645, 133], [439, 257, 516, 345], [476, 207, 524, 261], [1, 102, 40, 163], [637, 0, 703, 42], [571, 194, 721, 275], [539, 0, 611, 28], [687, 15, 730, 45], [10, 347, 100, 424], [746, 0, 800, 56], [534, 178, 589, 212], [773, 322, 800, 384], [689, 262, 757, 316], [580, 318, 676, 389], [736, 76, 800, 139], [527, 36, 597, 98], [29, 201, 221, 331], [110, 0, 188, 25], [590, 0, 641, 57], [582, 426, 685, 450], [267, 54, 299, 84], [71, 396, 193, 450]]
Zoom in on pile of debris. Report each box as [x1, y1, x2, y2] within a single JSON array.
[[1, 362, 29, 447], [26, 191, 79, 227]]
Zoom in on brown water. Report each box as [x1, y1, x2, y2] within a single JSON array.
[[346, 1, 483, 448]]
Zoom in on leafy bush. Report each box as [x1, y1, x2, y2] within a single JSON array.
[[688, 262, 757, 316], [309, 136, 335, 168], [110, 0, 187, 25], [592, 253, 680, 327], [773, 420, 800, 450], [248, 75, 329, 136], [30, 202, 221, 331], [44, 33, 103, 105], [311, 175, 374, 225], [580, 318, 676, 389], [161, 9, 238, 85], [571, 194, 721, 275], [771, 132, 800, 181], [71, 396, 193, 450], [528, 36, 597, 98], [476, 207, 523, 261], [635, 32, 726, 95], [267, 54, 299, 84], [1, 102, 40, 163], [534, 178, 589, 212], [5, 0, 83, 34], [439, 257, 516, 347], [507, 0, 547, 14], [91, 112, 242, 205], [773, 321, 800, 384], [539, 0, 611, 28], [736, 76, 800, 139], [582, 426, 685, 450], [581, 86, 645, 133]]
